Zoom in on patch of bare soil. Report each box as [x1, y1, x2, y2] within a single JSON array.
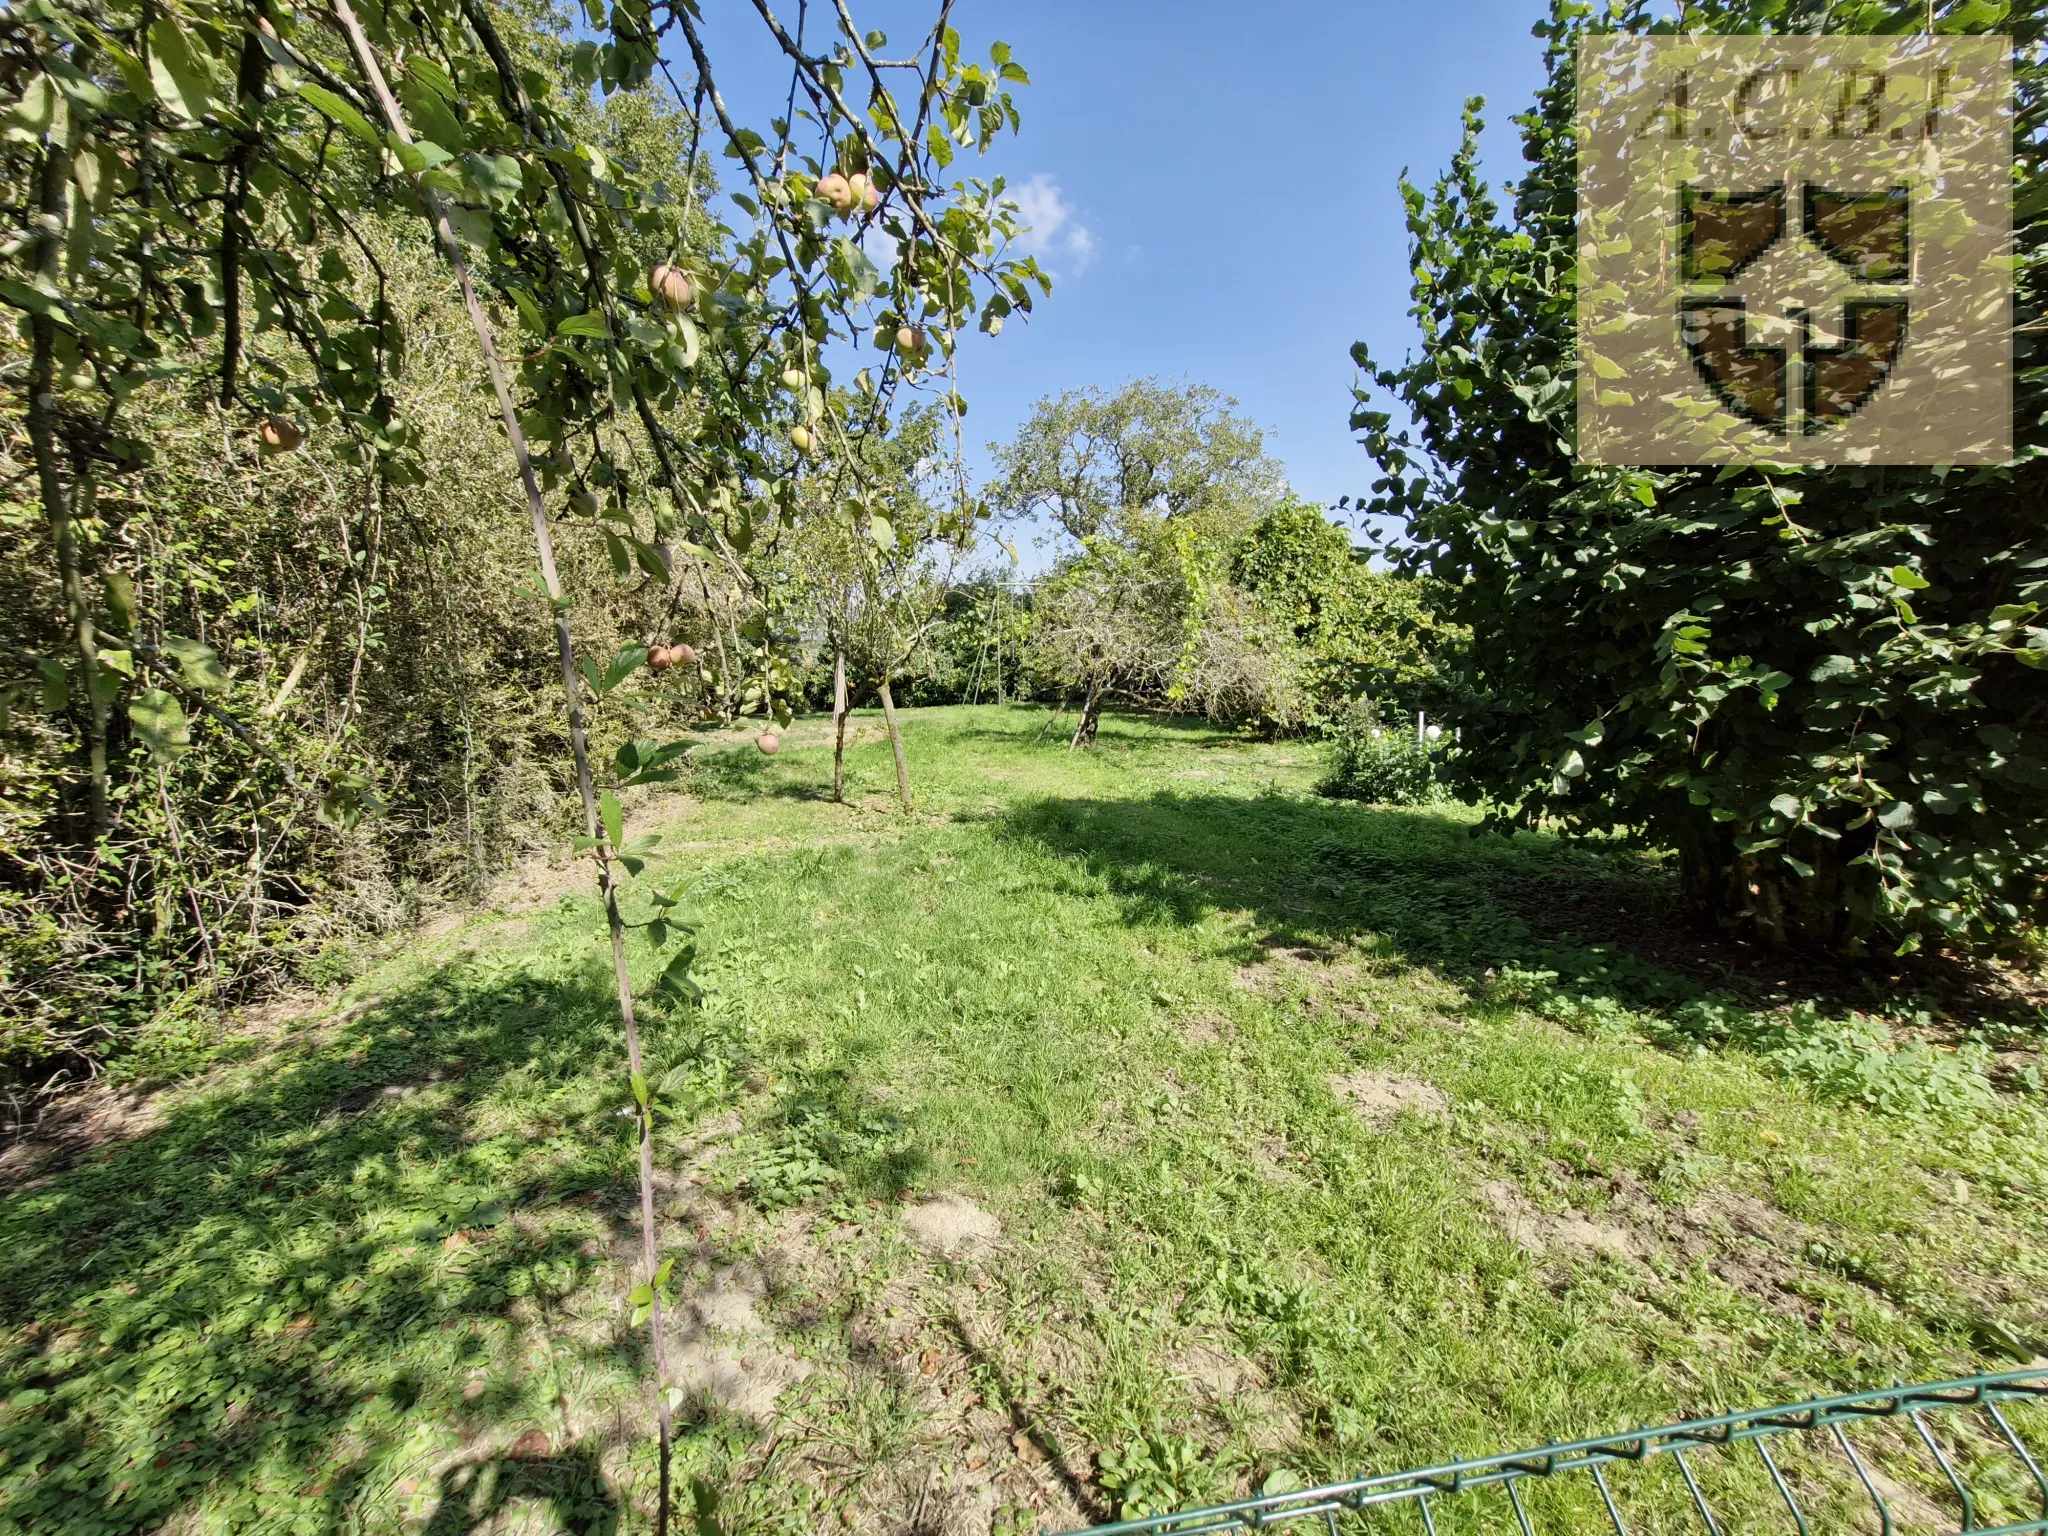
[[1480, 1179, 1641, 1263], [1662, 1186, 1812, 1313], [1328, 1071, 1450, 1129], [1181, 1014, 1231, 1048], [667, 1260, 815, 1422], [0, 1083, 163, 1192], [1169, 1341, 1302, 1443], [1476, 1168, 1820, 1319], [901, 1193, 1003, 1262], [1231, 935, 1358, 997]]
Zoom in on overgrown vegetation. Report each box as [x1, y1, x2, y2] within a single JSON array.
[[1320, 697, 1440, 806], [0, 0, 1050, 1130]]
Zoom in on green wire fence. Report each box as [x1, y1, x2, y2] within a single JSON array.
[[1061, 1369, 2048, 1536]]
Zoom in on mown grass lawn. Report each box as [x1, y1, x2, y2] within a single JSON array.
[[2, 705, 2044, 1536]]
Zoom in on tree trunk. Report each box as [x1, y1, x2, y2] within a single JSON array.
[[876, 674, 912, 809], [331, 9, 677, 1525], [831, 644, 849, 804], [216, 23, 270, 406], [1675, 814, 1878, 954], [28, 112, 107, 837], [1069, 683, 1104, 752]]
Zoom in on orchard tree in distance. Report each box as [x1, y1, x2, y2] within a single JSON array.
[[1354, 0, 2046, 957]]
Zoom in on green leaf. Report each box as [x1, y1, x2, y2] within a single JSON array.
[[3, 74, 61, 139], [297, 83, 379, 149], [619, 741, 689, 787], [104, 570, 136, 634], [657, 945, 703, 1004], [38, 657, 69, 712], [555, 312, 610, 340], [148, 17, 215, 123], [399, 76, 466, 153], [868, 513, 897, 551], [600, 790, 623, 851], [0, 278, 73, 327], [465, 153, 525, 209], [161, 636, 226, 690], [1888, 564, 1930, 591], [1769, 793, 1802, 820], [630, 1070, 648, 1107], [319, 781, 368, 832], [631, 539, 669, 582], [670, 313, 701, 368], [129, 688, 190, 765], [599, 643, 648, 693]]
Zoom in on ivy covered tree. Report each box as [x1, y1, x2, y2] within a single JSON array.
[[1233, 498, 1459, 725], [1355, 0, 2046, 955]]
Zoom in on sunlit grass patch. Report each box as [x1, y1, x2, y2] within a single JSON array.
[[3, 705, 2042, 1533]]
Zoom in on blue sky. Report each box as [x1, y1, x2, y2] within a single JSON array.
[[685, 1, 1555, 546]]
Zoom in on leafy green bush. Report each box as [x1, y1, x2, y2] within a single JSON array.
[[1352, 0, 2048, 954], [1233, 499, 1459, 725], [1322, 698, 1437, 805]]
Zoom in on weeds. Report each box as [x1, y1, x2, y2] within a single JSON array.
[[1096, 1427, 1213, 1520]]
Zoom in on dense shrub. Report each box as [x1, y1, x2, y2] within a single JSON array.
[[1233, 500, 1459, 727], [1353, 0, 2048, 955], [1321, 698, 1438, 805]]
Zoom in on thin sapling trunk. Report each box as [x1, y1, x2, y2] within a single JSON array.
[[27, 87, 108, 836], [876, 674, 911, 809], [831, 642, 849, 804], [330, 5, 675, 1525]]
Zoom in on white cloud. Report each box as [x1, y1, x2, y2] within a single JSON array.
[[1009, 174, 1097, 272]]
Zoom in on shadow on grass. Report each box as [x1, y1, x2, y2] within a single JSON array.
[[1000, 790, 1545, 980], [422, 1444, 619, 1534], [936, 705, 1255, 750], [0, 946, 679, 1534], [995, 790, 1981, 1022]]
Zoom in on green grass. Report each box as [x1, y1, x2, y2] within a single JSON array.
[[3, 705, 2044, 1535]]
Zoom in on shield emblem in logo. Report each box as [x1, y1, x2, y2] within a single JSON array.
[[1575, 36, 2011, 467], [1676, 182, 1910, 436]]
